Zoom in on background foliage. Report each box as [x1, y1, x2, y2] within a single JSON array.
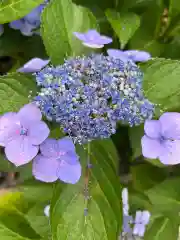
[[0, 0, 180, 239]]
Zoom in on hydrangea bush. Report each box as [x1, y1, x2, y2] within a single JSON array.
[[0, 0, 180, 239]]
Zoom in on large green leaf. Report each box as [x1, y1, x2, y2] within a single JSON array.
[[0, 0, 44, 24], [141, 58, 180, 113], [144, 216, 179, 240], [146, 178, 180, 216], [41, 0, 98, 65], [50, 139, 121, 239], [131, 163, 167, 192], [0, 190, 41, 240], [106, 9, 140, 48], [0, 73, 37, 114]]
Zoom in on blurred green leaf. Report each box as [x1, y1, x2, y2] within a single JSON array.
[[131, 163, 167, 192], [0, 0, 44, 24], [26, 202, 51, 239], [128, 190, 152, 214], [141, 58, 180, 113], [0, 26, 24, 57], [51, 140, 121, 239], [41, 0, 98, 65], [129, 0, 164, 56], [0, 190, 41, 240], [146, 178, 180, 216], [169, 0, 180, 19], [144, 215, 179, 240], [106, 9, 140, 48], [129, 124, 144, 159], [119, 0, 154, 12], [0, 73, 37, 114]]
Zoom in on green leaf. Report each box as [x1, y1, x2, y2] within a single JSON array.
[[0, 26, 24, 57], [169, 0, 180, 19], [0, 73, 37, 114], [141, 58, 180, 113], [26, 203, 51, 239], [131, 163, 167, 192], [146, 178, 180, 216], [129, 0, 164, 56], [0, 0, 44, 24], [18, 180, 53, 203], [144, 216, 179, 240], [106, 9, 140, 49], [50, 139, 122, 239], [0, 190, 41, 240], [128, 190, 152, 214], [119, 0, 154, 12], [129, 124, 144, 159], [41, 0, 98, 65]]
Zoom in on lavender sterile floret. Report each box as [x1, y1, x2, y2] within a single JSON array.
[[34, 54, 154, 144]]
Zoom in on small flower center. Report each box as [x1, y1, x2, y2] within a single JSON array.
[[20, 127, 28, 136]]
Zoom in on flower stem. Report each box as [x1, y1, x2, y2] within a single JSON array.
[[83, 143, 91, 219]]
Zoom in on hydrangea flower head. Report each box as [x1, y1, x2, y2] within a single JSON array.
[[0, 103, 49, 166], [142, 112, 180, 165], [32, 137, 81, 184], [107, 49, 151, 62], [18, 58, 50, 73], [73, 29, 112, 48], [34, 54, 154, 144]]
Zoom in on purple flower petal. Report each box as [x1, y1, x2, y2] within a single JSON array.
[[17, 103, 42, 122], [134, 211, 142, 222], [144, 120, 161, 139], [96, 35, 112, 44], [141, 211, 151, 225], [58, 137, 75, 152], [86, 29, 100, 40], [20, 22, 35, 36], [59, 151, 79, 165], [160, 112, 180, 139], [82, 42, 104, 48], [40, 138, 60, 157], [33, 154, 59, 182], [28, 121, 50, 145], [159, 140, 180, 165], [133, 223, 145, 237], [18, 58, 50, 73], [74, 29, 112, 49], [57, 160, 81, 184], [9, 20, 24, 30], [5, 136, 38, 166], [124, 50, 151, 62], [123, 215, 133, 233], [0, 113, 19, 146], [107, 49, 129, 62], [141, 135, 163, 159], [24, 7, 42, 26], [73, 32, 88, 42]]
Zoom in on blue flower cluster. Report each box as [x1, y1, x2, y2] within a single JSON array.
[[34, 54, 154, 144], [0, 1, 48, 36]]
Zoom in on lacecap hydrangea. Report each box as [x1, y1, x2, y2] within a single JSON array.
[[34, 54, 154, 144]]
